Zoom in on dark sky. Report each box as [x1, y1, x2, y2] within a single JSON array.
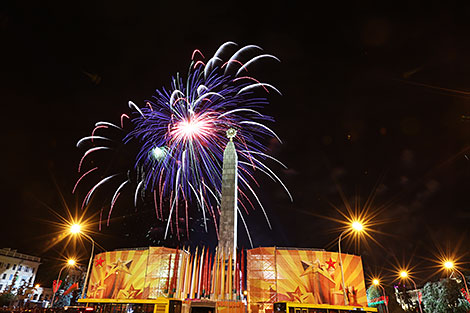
[[2, 1, 470, 287]]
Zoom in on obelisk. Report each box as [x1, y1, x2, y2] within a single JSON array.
[[218, 128, 238, 259]]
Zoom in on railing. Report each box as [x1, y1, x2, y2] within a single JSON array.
[[0, 249, 41, 262]]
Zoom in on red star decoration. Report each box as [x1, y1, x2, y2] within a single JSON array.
[[95, 257, 105, 267], [326, 257, 336, 270], [286, 286, 303, 302]]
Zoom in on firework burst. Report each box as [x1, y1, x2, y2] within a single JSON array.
[[75, 42, 291, 245]]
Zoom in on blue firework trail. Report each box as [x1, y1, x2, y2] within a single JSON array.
[[75, 42, 292, 245]]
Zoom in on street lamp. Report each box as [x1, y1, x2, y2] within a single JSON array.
[[51, 259, 76, 306], [444, 261, 453, 269], [338, 220, 363, 305], [443, 260, 469, 296], [69, 223, 95, 299], [352, 221, 363, 232], [70, 224, 81, 234], [399, 271, 423, 313], [372, 279, 389, 313]]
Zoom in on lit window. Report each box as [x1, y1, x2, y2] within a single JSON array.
[[9, 274, 13, 280]]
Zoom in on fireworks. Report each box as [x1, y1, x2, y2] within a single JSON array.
[[75, 42, 291, 244]]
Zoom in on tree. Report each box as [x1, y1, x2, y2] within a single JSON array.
[[0, 293, 15, 307], [4, 268, 20, 294], [421, 278, 470, 313], [72, 266, 86, 304], [367, 285, 386, 313], [367, 285, 382, 302], [54, 277, 73, 308], [366, 285, 408, 313], [15, 276, 31, 307]]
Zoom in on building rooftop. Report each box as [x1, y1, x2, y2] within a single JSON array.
[[0, 248, 41, 263]]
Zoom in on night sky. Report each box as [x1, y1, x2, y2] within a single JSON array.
[[2, 1, 470, 287]]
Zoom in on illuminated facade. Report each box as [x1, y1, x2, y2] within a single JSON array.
[[0, 248, 41, 293], [87, 247, 184, 300], [246, 247, 368, 313], [85, 246, 370, 313]]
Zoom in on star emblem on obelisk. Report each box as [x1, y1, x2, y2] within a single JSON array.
[[226, 128, 237, 141]]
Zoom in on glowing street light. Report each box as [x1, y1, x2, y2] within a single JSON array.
[[352, 221, 363, 231], [443, 260, 469, 296], [70, 224, 81, 234], [338, 220, 364, 305], [398, 270, 422, 313], [69, 222, 95, 299], [51, 259, 76, 306], [372, 278, 389, 313], [444, 261, 454, 270]]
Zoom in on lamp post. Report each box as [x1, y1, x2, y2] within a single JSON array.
[[70, 224, 95, 299], [373, 279, 389, 313], [338, 221, 363, 306], [51, 259, 76, 307], [444, 261, 469, 296], [399, 271, 423, 313]]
